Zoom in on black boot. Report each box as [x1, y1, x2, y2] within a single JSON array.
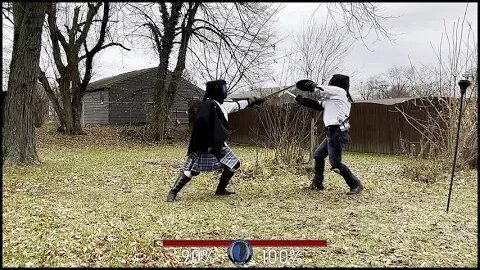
[[215, 169, 236, 195], [306, 159, 325, 190], [346, 182, 364, 195], [332, 164, 363, 195], [166, 172, 192, 202], [345, 172, 363, 195]]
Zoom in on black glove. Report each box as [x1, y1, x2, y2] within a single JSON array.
[[248, 97, 266, 107], [295, 95, 305, 105], [296, 79, 317, 92], [295, 95, 323, 111]]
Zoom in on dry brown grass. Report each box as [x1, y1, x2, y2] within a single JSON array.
[[2, 125, 477, 267]]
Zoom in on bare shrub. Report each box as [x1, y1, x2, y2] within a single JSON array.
[[400, 157, 445, 184], [396, 7, 477, 169], [256, 100, 315, 166]]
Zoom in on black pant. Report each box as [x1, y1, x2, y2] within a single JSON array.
[[313, 126, 360, 188]]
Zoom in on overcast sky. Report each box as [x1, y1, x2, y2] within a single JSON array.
[[90, 2, 477, 94], [3, 2, 476, 94]]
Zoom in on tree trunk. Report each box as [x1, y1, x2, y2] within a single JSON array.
[[150, 66, 170, 141], [72, 97, 84, 134], [59, 100, 84, 135], [161, 3, 198, 141], [2, 3, 47, 164], [52, 80, 84, 135], [147, 3, 183, 142], [33, 82, 49, 128], [150, 92, 171, 142], [61, 83, 74, 134]]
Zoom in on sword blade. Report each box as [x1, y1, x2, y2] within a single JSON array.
[[263, 85, 295, 99], [283, 90, 297, 98]]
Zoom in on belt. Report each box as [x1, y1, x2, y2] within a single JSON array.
[[326, 124, 349, 132]]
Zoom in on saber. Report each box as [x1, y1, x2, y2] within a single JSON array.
[[262, 84, 295, 100], [283, 90, 297, 98], [229, 85, 295, 103]]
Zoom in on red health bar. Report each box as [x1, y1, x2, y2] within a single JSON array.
[[161, 240, 327, 247]]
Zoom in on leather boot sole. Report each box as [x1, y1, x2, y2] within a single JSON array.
[[215, 190, 236, 195], [166, 192, 177, 202], [303, 183, 324, 190], [347, 183, 364, 195]]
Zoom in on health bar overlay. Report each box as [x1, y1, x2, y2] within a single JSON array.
[[158, 240, 327, 247]]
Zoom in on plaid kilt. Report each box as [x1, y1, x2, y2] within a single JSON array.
[[183, 146, 239, 172]]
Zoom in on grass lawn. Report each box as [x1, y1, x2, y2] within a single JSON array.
[[2, 124, 477, 267]]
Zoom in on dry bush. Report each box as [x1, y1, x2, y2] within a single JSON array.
[[398, 96, 477, 170], [256, 101, 316, 166], [396, 10, 477, 169], [399, 157, 445, 184]]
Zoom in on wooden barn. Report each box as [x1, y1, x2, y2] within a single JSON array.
[[83, 67, 204, 125]]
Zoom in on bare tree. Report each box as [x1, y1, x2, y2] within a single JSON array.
[[324, 3, 395, 44], [395, 5, 477, 168], [257, 3, 394, 166], [126, 2, 197, 141], [2, 2, 48, 164], [38, 2, 129, 135], [257, 51, 319, 166], [294, 17, 354, 84], [2, 3, 13, 92], [383, 66, 415, 98], [360, 66, 416, 100], [258, 102, 313, 165], [185, 3, 281, 94], [32, 83, 49, 128], [127, 2, 280, 141], [359, 76, 389, 100]]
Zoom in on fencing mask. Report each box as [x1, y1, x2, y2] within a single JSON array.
[[204, 80, 228, 103], [328, 74, 353, 103]]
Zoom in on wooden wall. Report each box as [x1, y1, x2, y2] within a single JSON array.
[[222, 99, 434, 155]]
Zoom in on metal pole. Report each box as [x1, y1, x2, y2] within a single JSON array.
[[446, 79, 470, 212]]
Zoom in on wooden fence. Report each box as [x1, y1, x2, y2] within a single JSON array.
[[188, 97, 452, 155], [226, 98, 432, 155]]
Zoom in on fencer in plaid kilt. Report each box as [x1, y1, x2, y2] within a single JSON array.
[[166, 79, 267, 202], [183, 146, 239, 172]]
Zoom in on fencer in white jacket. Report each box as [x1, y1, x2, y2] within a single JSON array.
[[295, 74, 363, 195]]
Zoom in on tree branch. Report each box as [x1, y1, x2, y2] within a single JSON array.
[[38, 68, 65, 123], [74, 2, 102, 53]]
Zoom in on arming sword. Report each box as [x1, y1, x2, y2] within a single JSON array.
[[227, 85, 295, 103], [261, 84, 296, 100]]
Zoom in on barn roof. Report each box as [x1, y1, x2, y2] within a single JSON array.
[[86, 67, 204, 93]]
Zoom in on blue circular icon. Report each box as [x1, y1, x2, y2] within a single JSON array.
[[227, 240, 253, 265]]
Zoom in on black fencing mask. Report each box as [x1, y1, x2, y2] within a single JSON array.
[[328, 74, 353, 102], [204, 79, 228, 103]]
